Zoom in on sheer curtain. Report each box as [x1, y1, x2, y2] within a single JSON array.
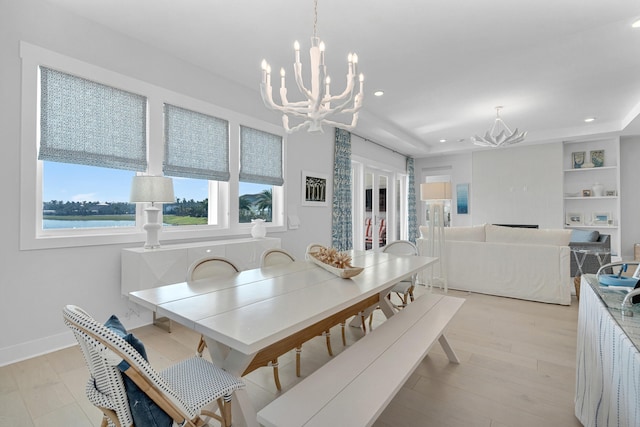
[[407, 157, 419, 243], [331, 128, 353, 251]]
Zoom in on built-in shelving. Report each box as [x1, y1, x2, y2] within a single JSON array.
[[563, 138, 621, 257]]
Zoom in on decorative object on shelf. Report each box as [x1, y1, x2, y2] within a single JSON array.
[[566, 212, 583, 226], [582, 189, 592, 197], [590, 149, 605, 167], [591, 182, 604, 197], [606, 190, 617, 197], [260, 0, 364, 134], [251, 218, 267, 238], [130, 176, 175, 249], [307, 245, 363, 278], [572, 151, 586, 169], [592, 212, 611, 225], [471, 106, 527, 147]]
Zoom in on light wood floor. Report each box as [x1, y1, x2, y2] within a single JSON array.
[[0, 287, 582, 427]]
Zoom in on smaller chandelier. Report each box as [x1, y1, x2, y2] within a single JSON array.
[[471, 106, 527, 147], [260, 0, 364, 134]]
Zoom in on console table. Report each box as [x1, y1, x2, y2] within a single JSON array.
[[575, 274, 640, 427], [121, 238, 280, 330]]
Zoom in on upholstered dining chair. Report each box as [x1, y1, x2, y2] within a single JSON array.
[[367, 240, 419, 328], [261, 247, 337, 378], [187, 255, 284, 391], [62, 304, 244, 427]]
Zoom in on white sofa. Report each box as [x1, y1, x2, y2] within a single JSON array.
[[417, 224, 572, 305]]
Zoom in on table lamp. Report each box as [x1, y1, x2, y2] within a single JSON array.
[[420, 182, 451, 291], [130, 176, 175, 249]]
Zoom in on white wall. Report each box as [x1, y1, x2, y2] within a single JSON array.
[[0, 0, 335, 365], [415, 153, 473, 227], [472, 142, 563, 228], [620, 136, 640, 259], [415, 142, 564, 230]]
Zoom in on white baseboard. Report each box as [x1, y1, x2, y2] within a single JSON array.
[[0, 330, 76, 367]]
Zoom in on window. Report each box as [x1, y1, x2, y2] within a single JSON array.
[[38, 66, 146, 232], [163, 104, 230, 227], [20, 42, 286, 249], [239, 126, 284, 224]]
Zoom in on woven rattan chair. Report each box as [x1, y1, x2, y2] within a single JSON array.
[[262, 248, 337, 377], [367, 240, 418, 328], [62, 304, 244, 427], [187, 255, 284, 391]]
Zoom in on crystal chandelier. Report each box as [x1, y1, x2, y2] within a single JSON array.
[[471, 106, 527, 147], [260, 0, 364, 134]]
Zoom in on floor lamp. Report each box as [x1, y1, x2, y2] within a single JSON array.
[[420, 182, 451, 292]]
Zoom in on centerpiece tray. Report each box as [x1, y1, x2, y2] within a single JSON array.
[[306, 246, 364, 279]]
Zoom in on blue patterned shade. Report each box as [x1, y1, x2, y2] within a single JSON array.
[[332, 128, 353, 251], [164, 104, 230, 181], [239, 126, 284, 186], [39, 67, 147, 171], [407, 157, 419, 244]]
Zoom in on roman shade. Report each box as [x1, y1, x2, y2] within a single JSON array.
[[239, 126, 284, 186], [38, 66, 147, 171], [163, 104, 230, 181]]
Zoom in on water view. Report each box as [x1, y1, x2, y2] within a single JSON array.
[[43, 219, 136, 229]]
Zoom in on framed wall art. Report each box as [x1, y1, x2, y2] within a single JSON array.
[[301, 170, 330, 207], [456, 183, 469, 214], [565, 212, 583, 226]]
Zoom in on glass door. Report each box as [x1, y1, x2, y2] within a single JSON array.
[[364, 168, 391, 251]]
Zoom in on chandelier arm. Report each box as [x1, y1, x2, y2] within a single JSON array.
[[292, 63, 315, 103], [321, 112, 360, 131]]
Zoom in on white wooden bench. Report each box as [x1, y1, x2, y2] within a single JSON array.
[[257, 293, 465, 427]]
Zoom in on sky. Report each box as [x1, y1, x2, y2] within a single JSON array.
[[43, 162, 267, 203]]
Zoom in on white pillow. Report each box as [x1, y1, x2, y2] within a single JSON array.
[[485, 224, 571, 246]]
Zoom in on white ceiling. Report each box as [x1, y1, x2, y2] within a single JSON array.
[[46, 0, 640, 157]]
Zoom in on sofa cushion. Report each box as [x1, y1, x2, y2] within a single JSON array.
[[420, 225, 486, 242], [570, 229, 600, 243], [485, 224, 571, 246]]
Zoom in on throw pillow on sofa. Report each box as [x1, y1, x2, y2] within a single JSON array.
[[570, 229, 600, 243]]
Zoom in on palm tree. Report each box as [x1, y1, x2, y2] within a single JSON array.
[[239, 195, 253, 222], [255, 189, 272, 221]]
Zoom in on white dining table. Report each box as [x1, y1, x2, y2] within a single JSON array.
[[129, 250, 437, 427]]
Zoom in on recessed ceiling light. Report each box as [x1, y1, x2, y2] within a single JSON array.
[[584, 117, 596, 123], [632, 19, 640, 28], [373, 90, 384, 97], [439, 139, 447, 143]]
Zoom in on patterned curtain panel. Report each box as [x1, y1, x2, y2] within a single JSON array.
[[332, 128, 353, 251], [407, 157, 419, 244]]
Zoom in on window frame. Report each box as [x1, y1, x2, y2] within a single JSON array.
[[20, 42, 286, 250]]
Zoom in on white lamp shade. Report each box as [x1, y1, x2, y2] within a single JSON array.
[[420, 182, 451, 201], [130, 176, 175, 203]]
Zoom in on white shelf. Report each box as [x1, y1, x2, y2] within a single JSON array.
[[564, 166, 617, 173], [563, 137, 621, 257], [565, 225, 618, 230], [564, 196, 618, 200]]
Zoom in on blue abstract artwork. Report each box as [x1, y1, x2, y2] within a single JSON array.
[[457, 183, 469, 214]]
